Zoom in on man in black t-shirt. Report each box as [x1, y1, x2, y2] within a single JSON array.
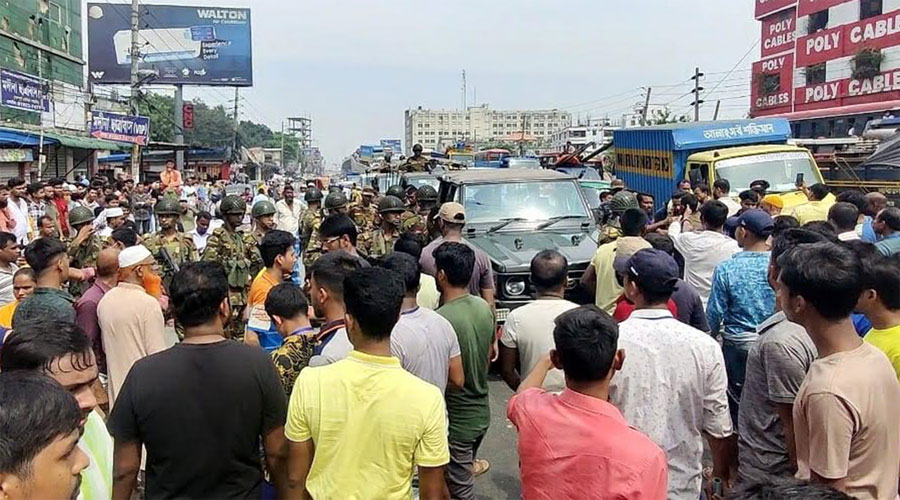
[[108, 261, 288, 499]]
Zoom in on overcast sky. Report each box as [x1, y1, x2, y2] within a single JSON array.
[[146, 0, 760, 165]]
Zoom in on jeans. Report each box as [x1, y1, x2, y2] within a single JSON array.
[[446, 433, 485, 500], [722, 340, 752, 426], [135, 218, 152, 235]]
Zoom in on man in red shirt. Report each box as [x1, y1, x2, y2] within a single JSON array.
[[160, 159, 183, 194], [507, 305, 668, 499], [47, 178, 70, 237]]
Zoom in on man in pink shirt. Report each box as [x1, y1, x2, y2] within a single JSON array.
[[507, 305, 667, 499]]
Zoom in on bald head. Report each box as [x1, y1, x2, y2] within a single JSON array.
[[866, 192, 888, 216], [97, 248, 120, 279]]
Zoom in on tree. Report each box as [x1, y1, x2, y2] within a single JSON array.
[[139, 92, 176, 143], [648, 107, 690, 125]]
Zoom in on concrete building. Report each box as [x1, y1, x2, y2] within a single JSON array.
[[404, 105, 571, 153], [752, 0, 900, 138], [549, 120, 618, 154]]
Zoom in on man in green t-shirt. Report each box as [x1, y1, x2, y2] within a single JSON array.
[[434, 242, 495, 499]]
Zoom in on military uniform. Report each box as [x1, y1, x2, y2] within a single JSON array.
[[300, 210, 323, 267], [143, 231, 198, 292], [401, 211, 428, 237], [349, 203, 378, 233], [599, 219, 623, 245], [365, 229, 400, 258], [67, 234, 104, 297], [599, 191, 640, 244], [402, 155, 429, 172]]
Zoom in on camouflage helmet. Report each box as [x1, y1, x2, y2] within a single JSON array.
[[609, 190, 639, 214], [251, 200, 276, 218], [378, 195, 406, 214], [220, 194, 247, 215], [68, 206, 95, 227], [304, 187, 323, 203], [153, 197, 182, 215], [416, 184, 438, 202], [386, 185, 406, 200], [324, 191, 348, 210]]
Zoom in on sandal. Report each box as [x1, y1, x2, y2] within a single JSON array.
[[473, 458, 491, 477]]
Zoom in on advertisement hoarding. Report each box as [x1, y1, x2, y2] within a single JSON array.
[[0, 69, 48, 113], [87, 3, 252, 86], [795, 10, 900, 67], [755, 0, 796, 20], [795, 69, 900, 111], [761, 8, 796, 58], [797, 0, 851, 17], [750, 53, 794, 116], [90, 111, 151, 146]]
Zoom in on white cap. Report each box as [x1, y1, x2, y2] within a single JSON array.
[[118, 245, 152, 268], [105, 207, 124, 218]]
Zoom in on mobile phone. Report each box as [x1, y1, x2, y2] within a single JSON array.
[[795, 172, 804, 185]]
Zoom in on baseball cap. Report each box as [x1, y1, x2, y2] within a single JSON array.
[[738, 209, 775, 237], [118, 244, 153, 268], [438, 202, 466, 223], [624, 248, 679, 294], [761, 194, 784, 209]]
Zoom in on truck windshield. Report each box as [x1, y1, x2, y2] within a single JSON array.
[[715, 152, 818, 194], [463, 181, 590, 225]]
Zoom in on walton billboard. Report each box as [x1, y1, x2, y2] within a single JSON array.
[[87, 3, 252, 86]]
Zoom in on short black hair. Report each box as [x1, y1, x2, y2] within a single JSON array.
[[393, 232, 423, 260], [808, 183, 830, 201], [827, 202, 859, 232], [308, 250, 364, 302], [835, 190, 867, 213], [23, 237, 67, 275], [26, 182, 44, 195], [318, 214, 358, 246], [379, 252, 420, 296], [644, 232, 674, 255], [530, 249, 567, 292], [802, 220, 838, 239], [877, 207, 900, 231], [863, 253, 900, 311], [739, 189, 760, 203], [37, 215, 53, 229], [343, 267, 404, 341], [620, 208, 648, 236], [772, 215, 800, 236], [7, 177, 25, 189], [729, 477, 853, 500], [196, 211, 212, 222], [264, 283, 309, 320], [778, 242, 862, 320], [699, 200, 728, 228], [259, 230, 296, 268], [111, 227, 138, 247], [694, 183, 710, 195], [635, 192, 654, 203], [13, 267, 34, 282], [681, 194, 699, 211], [169, 262, 229, 328], [713, 179, 730, 193], [433, 242, 474, 288], [0, 320, 94, 374], [0, 232, 16, 250], [553, 305, 618, 383], [770, 229, 829, 272], [0, 371, 82, 476], [47, 178, 64, 187]]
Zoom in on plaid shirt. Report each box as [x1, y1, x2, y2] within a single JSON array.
[[28, 200, 44, 223]]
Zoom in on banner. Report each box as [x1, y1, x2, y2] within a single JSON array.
[[761, 8, 796, 58], [90, 111, 150, 146], [796, 10, 900, 67], [0, 69, 48, 113], [0, 149, 33, 162], [750, 54, 794, 116], [87, 4, 253, 86], [755, 0, 796, 20]]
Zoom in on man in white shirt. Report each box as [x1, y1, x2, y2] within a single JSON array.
[[668, 200, 740, 307], [499, 249, 578, 392], [609, 248, 734, 499], [97, 207, 125, 238], [275, 184, 304, 235], [828, 202, 861, 242], [187, 211, 218, 253], [714, 179, 741, 217], [6, 178, 31, 244]]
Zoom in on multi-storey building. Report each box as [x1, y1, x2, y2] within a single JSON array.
[[751, 0, 900, 137], [404, 105, 571, 154], [548, 120, 618, 154]]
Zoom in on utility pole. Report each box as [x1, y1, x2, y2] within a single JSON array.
[[713, 100, 721, 121], [174, 85, 184, 171], [461, 70, 466, 111], [37, 49, 45, 181], [690, 67, 704, 122], [128, 0, 141, 181], [640, 87, 652, 126], [231, 87, 239, 159], [280, 121, 285, 171]]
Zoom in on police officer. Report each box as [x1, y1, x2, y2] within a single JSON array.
[[67, 206, 104, 297], [300, 187, 324, 267], [323, 191, 349, 216], [402, 184, 438, 242], [143, 198, 198, 293], [402, 143, 430, 172], [600, 190, 640, 244], [366, 195, 405, 258], [201, 194, 262, 339]]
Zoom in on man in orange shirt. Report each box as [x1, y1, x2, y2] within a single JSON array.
[[245, 230, 297, 352], [159, 159, 183, 194]]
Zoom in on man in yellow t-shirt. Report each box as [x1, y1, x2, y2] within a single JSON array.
[[581, 209, 651, 314], [789, 183, 835, 225], [245, 230, 297, 352], [859, 254, 900, 382], [283, 267, 449, 499], [0, 267, 36, 335]]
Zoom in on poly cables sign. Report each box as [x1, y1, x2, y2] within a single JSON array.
[[750, 54, 794, 116], [761, 8, 796, 58], [0, 69, 49, 113], [86, 4, 252, 86], [90, 111, 150, 146]]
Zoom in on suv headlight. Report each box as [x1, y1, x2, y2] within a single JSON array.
[[504, 278, 526, 297]]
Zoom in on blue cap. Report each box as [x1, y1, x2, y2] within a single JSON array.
[[624, 248, 679, 294], [738, 209, 774, 237]]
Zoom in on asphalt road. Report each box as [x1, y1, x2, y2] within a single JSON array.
[[474, 375, 522, 500]]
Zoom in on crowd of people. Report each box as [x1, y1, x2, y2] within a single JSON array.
[[0, 154, 899, 500]]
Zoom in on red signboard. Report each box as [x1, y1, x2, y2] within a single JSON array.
[[761, 8, 797, 57], [751, 53, 795, 116], [796, 11, 900, 67], [182, 103, 194, 130], [797, 0, 851, 17], [794, 69, 900, 111], [756, 0, 797, 20]]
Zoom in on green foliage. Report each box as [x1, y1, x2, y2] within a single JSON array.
[[851, 48, 884, 80], [648, 108, 689, 125]]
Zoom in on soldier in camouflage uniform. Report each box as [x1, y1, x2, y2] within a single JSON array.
[[348, 186, 377, 234], [67, 206, 104, 297], [365, 195, 405, 258], [323, 191, 349, 217], [401, 184, 438, 243], [599, 190, 640, 244], [143, 198, 198, 294], [246, 200, 277, 277], [300, 188, 324, 267], [201, 195, 262, 339], [401, 143, 430, 172]]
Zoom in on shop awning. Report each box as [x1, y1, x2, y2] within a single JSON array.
[[0, 128, 45, 147], [43, 132, 127, 151]]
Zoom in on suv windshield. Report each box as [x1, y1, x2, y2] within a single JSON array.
[[462, 180, 590, 225], [715, 152, 818, 194]]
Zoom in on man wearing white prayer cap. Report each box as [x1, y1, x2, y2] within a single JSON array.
[[98, 207, 126, 238], [97, 244, 167, 406]]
